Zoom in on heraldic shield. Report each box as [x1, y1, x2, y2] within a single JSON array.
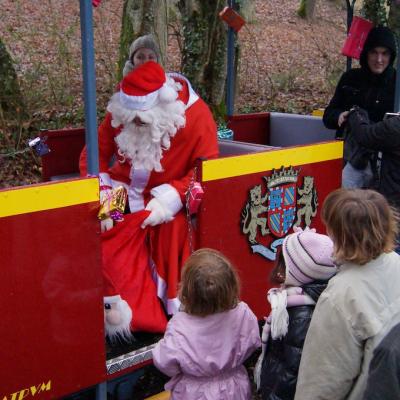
[[267, 182, 297, 237]]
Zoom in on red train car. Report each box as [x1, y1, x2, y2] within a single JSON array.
[[0, 112, 342, 399]]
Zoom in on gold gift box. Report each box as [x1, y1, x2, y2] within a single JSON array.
[[98, 186, 127, 221]]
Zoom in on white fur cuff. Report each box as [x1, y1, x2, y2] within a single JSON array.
[[99, 172, 112, 188], [150, 184, 183, 216]]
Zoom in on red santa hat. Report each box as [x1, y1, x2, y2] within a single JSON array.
[[120, 61, 178, 111]]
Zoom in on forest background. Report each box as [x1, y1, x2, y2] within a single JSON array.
[[0, 0, 399, 187]]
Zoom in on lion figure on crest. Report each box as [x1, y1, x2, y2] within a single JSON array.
[[294, 176, 318, 228], [241, 185, 270, 244]]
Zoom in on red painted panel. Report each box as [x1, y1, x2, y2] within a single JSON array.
[[40, 128, 85, 181], [0, 203, 106, 399], [227, 112, 270, 144], [197, 159, 342, 319]]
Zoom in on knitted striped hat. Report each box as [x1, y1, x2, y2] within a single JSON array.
[[282, 228, 336, 286]]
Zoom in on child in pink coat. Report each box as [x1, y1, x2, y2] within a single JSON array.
[[152, 248, 261, 399]]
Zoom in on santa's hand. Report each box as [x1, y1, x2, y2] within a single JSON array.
[[141, 197, 173, 228], [100, 187, 112, 203], [101, 217, 114, 232], [99, 188, 114, 232]]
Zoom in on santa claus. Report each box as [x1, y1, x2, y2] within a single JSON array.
[[80, 61, 218, 338]]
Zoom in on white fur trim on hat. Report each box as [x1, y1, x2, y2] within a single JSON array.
[[167, 72, 200, 109], [119, 88, 160, 111], [158, 82, 179, 103]]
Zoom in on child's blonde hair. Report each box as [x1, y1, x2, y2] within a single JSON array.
[[179, 248, 240, 317], [322, 188, 399, 265]]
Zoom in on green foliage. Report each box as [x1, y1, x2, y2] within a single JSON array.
[[0, 39, 25, 120], [118, 0, 135, 81], [388, 1, 400, 38], [362, 0, 388, 25], [177, 0, 227, 107], [298, 0, 307, 18], [271, 68, 303, 93], [297, 0, 316, 19], [238, 104, 256, 114], [326, 65, 345, 93], [211, 100, 227, 127]]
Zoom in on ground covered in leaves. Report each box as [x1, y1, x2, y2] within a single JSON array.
[[0, 0, 349, 188]]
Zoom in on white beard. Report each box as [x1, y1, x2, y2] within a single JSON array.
[[104, 297, 133, 342], [109, 79, 186, 172]]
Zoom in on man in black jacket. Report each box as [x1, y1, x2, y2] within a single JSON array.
[[347, 106, 400, 254], [323, 26, 397, 189], [347, 107, 400, 213], [364, 323, 400, 400]]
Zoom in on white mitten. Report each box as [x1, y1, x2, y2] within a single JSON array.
[[101, 218, 114, 232], [141, 197, 173, 228], [99, 188, 114, 232], [100, 188, 112, 203], [141, 184, 183, 229]]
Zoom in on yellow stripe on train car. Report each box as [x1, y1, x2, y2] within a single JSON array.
[[202, 141, 343, 182], [145, 391, 171, 400], [312, 109, 324, 117], [0, 178, 99, 218]]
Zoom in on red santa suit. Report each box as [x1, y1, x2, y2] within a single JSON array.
[[80, 62, 218, 319]]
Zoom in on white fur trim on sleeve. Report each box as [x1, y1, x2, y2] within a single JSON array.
[[150, 184, 183, 216], [99, 172, 112, 188]]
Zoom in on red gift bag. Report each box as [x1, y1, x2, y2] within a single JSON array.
[[341, 17, 373, 59], [102, 211, 167, 333]]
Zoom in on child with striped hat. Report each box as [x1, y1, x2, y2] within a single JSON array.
[[255, 226, 337, 400]]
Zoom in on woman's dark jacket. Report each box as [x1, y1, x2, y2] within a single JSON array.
[[347, 108, 400, 210], [260, 282, 327, 400], [323, 67, 396, 168], [364, 323, 400, 400]]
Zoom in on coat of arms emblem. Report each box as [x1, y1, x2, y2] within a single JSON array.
[[241, 166, 318, 260]]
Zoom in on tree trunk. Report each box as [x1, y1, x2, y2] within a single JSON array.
[[118, 0, 167, 79], [177, 0, 227, 109], [0, 38, 25, 120], [388, 1, 400, 38], [298, 0, 316, 20]]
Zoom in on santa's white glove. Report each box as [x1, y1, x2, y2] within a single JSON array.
[[141, 197, 174, 228], [100, 188, 114, 232], [101, 218, 114, 232]]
